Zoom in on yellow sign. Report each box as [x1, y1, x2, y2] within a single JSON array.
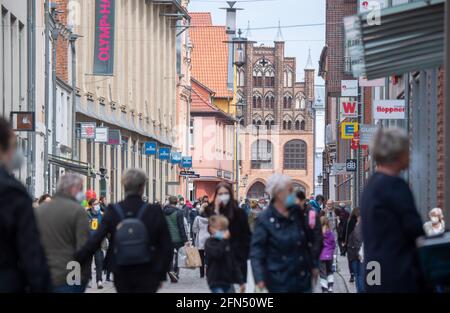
[[341, 122, 359, 140], [90, 218, 99, 231]]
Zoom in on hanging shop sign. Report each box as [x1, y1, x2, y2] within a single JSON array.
[[80, 123, 96, 140], [373, 100, 406, 120], [93, 0, 116, 75], [346, 159, 358, 172], [144, 142, 157, 155], [158, 147, 171, 160], [340, 98, 358, 120], [181, 156, 193, 169], [359, 124, 378, 146], [108, 129, 121, 145], [358, 76, 385, 87], [10, 111, 35, 132], [341, 80, 359, 97], [95, 127, 109, 143], [330, 163, 347, 176], [171, 152, 182, 164], [341, 122, 359, 140]]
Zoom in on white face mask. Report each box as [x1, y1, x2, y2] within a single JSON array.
[[75, 191, 85, 203], [218, 194, 230, 205], [431, 216, 440, 224], [94, 204, 101, 212]]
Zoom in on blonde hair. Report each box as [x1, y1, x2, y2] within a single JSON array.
[[209, 215, 229, 231], [320, 216, 330, 230]]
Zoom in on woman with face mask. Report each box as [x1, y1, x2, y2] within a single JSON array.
[[205, 182, 251, 288], [250, 174, 322, 293], [86, 198, 105, 289], [423, 208, 445, 236]]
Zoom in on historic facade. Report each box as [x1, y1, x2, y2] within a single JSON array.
[[238, 38, 315, 200]]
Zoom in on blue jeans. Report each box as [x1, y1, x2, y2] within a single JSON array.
[[350, 260, 365, 293], [210, 285, 235, 293], [53, 284, 86, 293]]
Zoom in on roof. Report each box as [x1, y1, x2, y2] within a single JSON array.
[[189, 16, 232, 99], [190, 12, 213, 26]]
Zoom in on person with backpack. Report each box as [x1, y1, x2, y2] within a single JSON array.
[[163, 196, 188, 283], [75, 169, 173, 293]]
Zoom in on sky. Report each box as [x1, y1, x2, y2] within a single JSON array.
[[188, 0, 326, 85]]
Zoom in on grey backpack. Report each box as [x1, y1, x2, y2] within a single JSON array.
[[113, 203, 152, 266]]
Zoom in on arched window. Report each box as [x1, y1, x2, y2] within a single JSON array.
[[283, 120, 287, 130], [251, 140, 273, 169], [284, 140, 307, 170], [253, 69, 263, 87], [295, 120, 300, 130], [265, 93, 275, 109], [287, 121, 292, 130], [301, 120, 306, 130], [283, 95, 292, 109], [253, 93, 262, 109], [265, 120, 271, 130], [265, 68, 275, 87], [247, 182, 266, 200], [284, 69, 293, 87]]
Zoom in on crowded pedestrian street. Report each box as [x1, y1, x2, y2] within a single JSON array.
[[1, 0, 450, 303]]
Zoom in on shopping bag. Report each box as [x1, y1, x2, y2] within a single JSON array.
[[185, 245, 202, 268], [177, 247, 189, 268]]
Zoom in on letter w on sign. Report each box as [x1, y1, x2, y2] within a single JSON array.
[[340, 98, 358, 120]]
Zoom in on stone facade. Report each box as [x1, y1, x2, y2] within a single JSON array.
[[237, 40, 315, 200]]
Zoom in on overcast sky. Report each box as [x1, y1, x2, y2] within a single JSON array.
[[188, 0, 326, 85]]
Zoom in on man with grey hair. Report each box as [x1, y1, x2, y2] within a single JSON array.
[[361, 128, 425, 292], [35, 173, 90, 293], [75, 169, 173, 293]]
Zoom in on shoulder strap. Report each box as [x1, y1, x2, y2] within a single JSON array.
[[136, 203, 149, 220], [113, 203, 125, 221]]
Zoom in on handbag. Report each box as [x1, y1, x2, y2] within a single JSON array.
[[177, 246, 188, 268], [185, 245, 202, 268]]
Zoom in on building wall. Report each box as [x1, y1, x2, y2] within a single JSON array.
[[0, 0, 30, 187], [73, 0, 179, 203]]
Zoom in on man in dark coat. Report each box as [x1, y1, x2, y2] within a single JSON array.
[[0, 117, 51, 292], [75, 169, 173, 293], [361, 128, 425, 293]]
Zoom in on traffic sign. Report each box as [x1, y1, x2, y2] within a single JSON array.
[[158, 147, 171, 160], [346, 159, 358, 172], [181, 156, 193, 168], [171, 152, 182, 164]]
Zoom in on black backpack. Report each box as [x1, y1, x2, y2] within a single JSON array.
[[113, 203, 152, 266]]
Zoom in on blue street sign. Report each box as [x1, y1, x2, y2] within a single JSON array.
[[144, 142, 157, 155], [181, 156, 193, 168], [158, 147, 171, 160], [171, 152, 182, 164]]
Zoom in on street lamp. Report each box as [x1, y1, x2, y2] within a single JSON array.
[[234, 29, 247, 68]]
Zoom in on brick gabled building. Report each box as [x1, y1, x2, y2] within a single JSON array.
[[237, 37, 315, 200]]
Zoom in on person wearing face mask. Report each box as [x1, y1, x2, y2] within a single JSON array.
[[192, 202, 210, 278], [250, 174, 321, 293], [0, 117, 51, 293], [34, 173, 90, 293], [423, 208, 445, 236], [205, 182, 251, 283], [86, 198, 105, 289]]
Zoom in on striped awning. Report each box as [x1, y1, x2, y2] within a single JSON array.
[[344, 0, 445, 79]]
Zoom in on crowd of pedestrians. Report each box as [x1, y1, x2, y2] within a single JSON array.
[[0, 116, 448, 293]]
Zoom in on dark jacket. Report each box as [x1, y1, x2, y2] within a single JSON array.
[[302, 203, 323, 265], [347, 221, 362, 262], [205, 238, 244, 286], [0, 166, 51, 292], [35, 193, 90, 287], [163, 205, 188, 246], [250, 204, 318, 293], [361, 172, 425, 293], [227, 207, 251, 277], [75, 195, 173, 292]]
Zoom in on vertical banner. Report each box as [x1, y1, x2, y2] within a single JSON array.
[[93, 0, 115, 75]]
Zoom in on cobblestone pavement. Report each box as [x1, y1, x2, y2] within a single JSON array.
[[86, 255, 355, 293]]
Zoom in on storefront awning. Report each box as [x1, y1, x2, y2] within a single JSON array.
[[344, 0, 445, 79]]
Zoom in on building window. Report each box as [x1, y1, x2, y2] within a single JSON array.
[[265, 94, 275, 109], [284, 140, 307, 170], [121, 137, 129, 172], [284, 70, 293, 87], [295, 120, 300, 130], [283, 96, 292, 109], [252, 94, 262, 109], [247, 182, 266, 200], [251, 140, 273, 169], [265, 69, 275, 87], [301, 120, 306, 130], [189, 118, 194, 147], [253, 69, 263, 87], [139, 142, 144, 169]]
